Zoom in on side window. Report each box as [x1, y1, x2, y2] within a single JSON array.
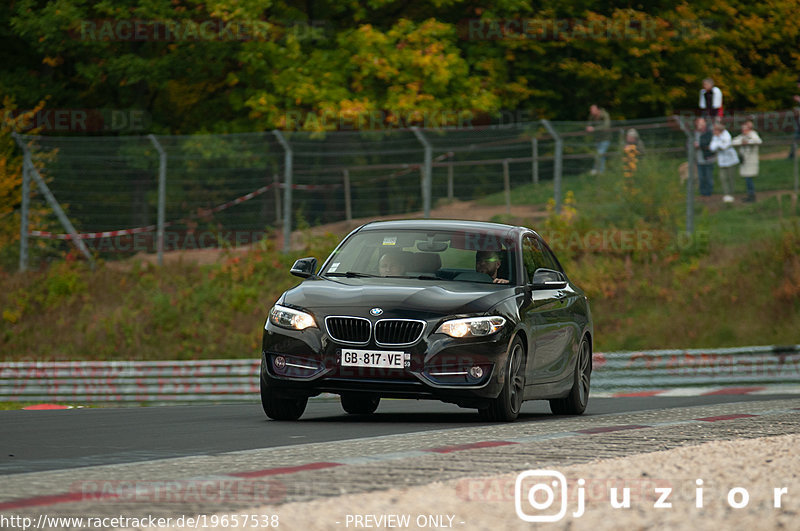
[[522, 235, 561, 282], [541, 245, 563, 274], [522, 235, 545, 282]]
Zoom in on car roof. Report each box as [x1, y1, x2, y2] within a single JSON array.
[[358, 219, 528, 234]]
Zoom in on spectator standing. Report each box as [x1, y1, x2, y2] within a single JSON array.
[[585, 104, 611, 175], [699, 77, 723, 120], [731, 119, 762, 202], [694, 117, 715, 196], [709, 122, 739, 203]]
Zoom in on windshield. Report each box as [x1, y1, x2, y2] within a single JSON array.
[[321, 228, 517, 284]]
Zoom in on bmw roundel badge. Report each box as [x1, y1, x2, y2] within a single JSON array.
[[370, 307, 383, 316]]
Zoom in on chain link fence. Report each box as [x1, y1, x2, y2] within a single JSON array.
[[13, 112, 800, 269]]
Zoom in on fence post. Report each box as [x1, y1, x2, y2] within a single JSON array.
[[343, 169, 352, 222], [13, 133, 30, 272], [410, 127, 432, 218], [147, 135, 167, 266], [540, 119, 563, 213], [794, 138, 798, 198], [272, 130, 293, 253], [447, 163, 454, 200], [674, 115, 695, 235], [13, 133, 95, 269], [503, 159, 512, 214], [273, 173, 281, 226], [531, 137, 539, 185]]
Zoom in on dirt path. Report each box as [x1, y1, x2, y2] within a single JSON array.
[[123, 198, 548, 266]]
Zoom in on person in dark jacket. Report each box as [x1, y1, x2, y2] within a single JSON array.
[[694, 117, 715, 196]]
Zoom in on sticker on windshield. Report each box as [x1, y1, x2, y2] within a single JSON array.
[[328, 262, 340, 272], [382, 237, 397, 246]]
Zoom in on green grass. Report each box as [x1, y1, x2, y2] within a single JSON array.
[[697, 194, 800, 246], [0, 402, 38, 410], [1, 159, 799, 359], [0, 233, 341, 361]]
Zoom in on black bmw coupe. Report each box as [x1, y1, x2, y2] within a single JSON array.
[[260, 219, 592, 421]]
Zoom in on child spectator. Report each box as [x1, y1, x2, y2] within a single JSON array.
[[731, 119, 762, 202], [622, 128, 644, 178], [709, 122, 739, 203]]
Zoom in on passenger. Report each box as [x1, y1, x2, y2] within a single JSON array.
[[378, 250, 407, 276], [476, 250, 509, 284]]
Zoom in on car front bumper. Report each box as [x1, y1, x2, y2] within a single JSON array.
[[261, 321, 514, 407]]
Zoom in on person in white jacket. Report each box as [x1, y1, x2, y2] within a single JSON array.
[[709, 122, 739, 203], [699, 78, 723, 119], [731, 119, 762, 202]]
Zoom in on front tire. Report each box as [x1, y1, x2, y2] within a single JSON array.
[[260, 378, 307, 420], [550, 336, 591, 415], [478, 337, 526, 422], [340, 393, 380, 415]]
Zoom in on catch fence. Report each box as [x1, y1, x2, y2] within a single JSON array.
[[13, 112, 800, 270]]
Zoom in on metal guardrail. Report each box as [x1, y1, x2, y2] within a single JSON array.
[[0, 360, 260, 403], [592, 345, 800, 391], [1, 345, 799, 403]]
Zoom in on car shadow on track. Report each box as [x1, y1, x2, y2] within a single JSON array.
[[271, 411, 557, 424]]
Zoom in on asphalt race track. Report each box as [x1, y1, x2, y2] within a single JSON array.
[[2, 394, 799, 475], [1, 394, 799, 529]]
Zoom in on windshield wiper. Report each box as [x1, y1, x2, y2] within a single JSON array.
[[384, 274, 441, 280], [325, 271, 379, 278]]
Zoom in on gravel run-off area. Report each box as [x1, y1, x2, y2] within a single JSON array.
[[149, 433, 799, 531]]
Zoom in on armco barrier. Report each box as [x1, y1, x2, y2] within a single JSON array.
[[1, 345, 799, 403], [0, 360, 260, 403], [591, 345, 800, 391]]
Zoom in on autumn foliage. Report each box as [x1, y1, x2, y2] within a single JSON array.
[[0, 1, 797, 135]]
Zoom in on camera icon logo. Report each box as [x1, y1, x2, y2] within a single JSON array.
[[515, 470, 568, 522]]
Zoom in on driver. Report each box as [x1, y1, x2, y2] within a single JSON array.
[[379, 250, 407, 276], [476, 250, 509, 284]]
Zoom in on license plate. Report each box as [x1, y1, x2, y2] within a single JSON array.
[[340, 349, 410, 369]]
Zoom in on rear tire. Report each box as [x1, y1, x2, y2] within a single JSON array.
[[478, 337, 525, 422], [260, 378, 307, 420], [341, 393, 380, 415], [549, 336, 591, 415]]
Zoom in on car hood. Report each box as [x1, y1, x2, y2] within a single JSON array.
[[281, 277, 516, 317]]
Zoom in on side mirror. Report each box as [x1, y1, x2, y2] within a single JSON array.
[[531, 268, 567, 290], [290, 257, 317, 278]]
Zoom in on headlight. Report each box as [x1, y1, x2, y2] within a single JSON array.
[[268, 304, 317, 331], [436, 316, 506, 338]]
